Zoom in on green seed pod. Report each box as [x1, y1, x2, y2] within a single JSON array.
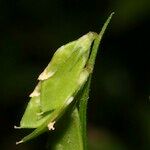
[[16, 12, 114, 145], [16, 32, 97, 144]]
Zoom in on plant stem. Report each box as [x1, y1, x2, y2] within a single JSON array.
[[78, 76, 92, 150], [79, 12, 114, 150]]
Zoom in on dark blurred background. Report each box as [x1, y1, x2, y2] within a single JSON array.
[[0, 0, 149, 150]]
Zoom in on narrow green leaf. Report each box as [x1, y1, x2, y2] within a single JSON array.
[[87, 12, 114, 68]]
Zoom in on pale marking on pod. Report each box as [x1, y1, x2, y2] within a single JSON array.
[[38, 69, 55, 81], [36, 112, 44, 116], [66, 96, 74, 105], [29, 90, 40, 97], [47, 121, 56, 131], [29, 84, 41, 97], [78, 70, 89, 86], [14, 125, 21, 129], [16, 140, 23, 145]]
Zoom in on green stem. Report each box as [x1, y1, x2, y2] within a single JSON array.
[[78, 76, 92, 150], [79, 12, 114, 150]]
